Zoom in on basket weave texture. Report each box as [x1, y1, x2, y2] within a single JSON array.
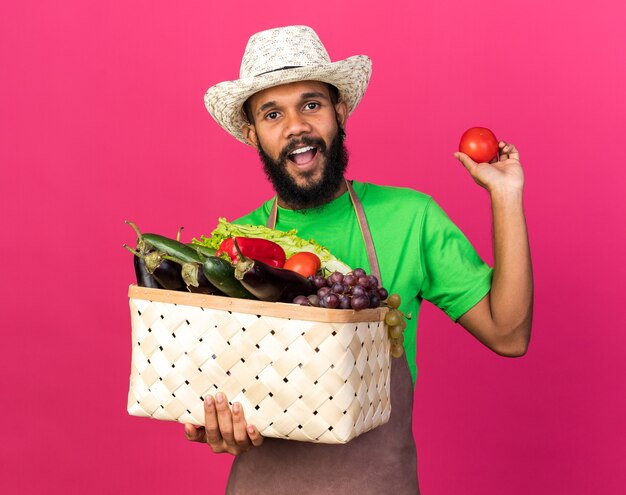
[[127, 285, 391, 444]]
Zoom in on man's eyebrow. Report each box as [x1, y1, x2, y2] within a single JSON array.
[[256, 92, 330, 116], [257, 100, 277, 115], [300, 91, 328, 100]]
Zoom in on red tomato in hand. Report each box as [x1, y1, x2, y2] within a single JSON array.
[[459, 127, 499, 163], [283, 252, 321, 277]]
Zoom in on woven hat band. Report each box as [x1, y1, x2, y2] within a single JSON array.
[[256, 65, 304, 77]]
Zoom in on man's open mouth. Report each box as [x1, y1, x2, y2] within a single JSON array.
[[288, 146, 318, 165]]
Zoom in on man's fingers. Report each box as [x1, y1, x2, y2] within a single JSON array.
[[192, 393, 262, 454], [453, 151, 477, 172], [215, 393, 236, 446], [247, 425, 265, 447], [231, 402, 252, 446], [203, 395, 224, 447], [184, 423, 207, 443], [499, 141, 520, 161]]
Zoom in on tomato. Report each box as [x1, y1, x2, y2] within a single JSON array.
[[283, 252, 321, 277], [459, 127, 499, 163]]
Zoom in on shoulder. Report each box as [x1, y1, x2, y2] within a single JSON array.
[[353, 180, 434, 214]]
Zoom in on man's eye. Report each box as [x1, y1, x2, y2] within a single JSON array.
[[305, 103, 319, 110], [265, 112, 279, 120]]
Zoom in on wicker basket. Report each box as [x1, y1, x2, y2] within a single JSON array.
[[127, 284, 391, 444]]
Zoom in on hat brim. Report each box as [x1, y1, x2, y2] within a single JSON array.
[[204, 55, 372, 144]]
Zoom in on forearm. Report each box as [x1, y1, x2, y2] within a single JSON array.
[[489, 187, 533, 348]]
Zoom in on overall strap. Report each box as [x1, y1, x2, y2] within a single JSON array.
[[267, 197, 278, 230], [265, 180, 381, 284]]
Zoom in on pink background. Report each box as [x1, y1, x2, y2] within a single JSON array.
[[2, 0, 624, 493]]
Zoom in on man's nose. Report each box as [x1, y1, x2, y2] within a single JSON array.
[[282, 111, 312, 138]]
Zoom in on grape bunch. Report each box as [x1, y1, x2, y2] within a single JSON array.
[[292, 268, 389, 310], [385, 294, 407, 358]]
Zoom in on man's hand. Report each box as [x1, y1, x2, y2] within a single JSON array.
[[184, 393, 264, 455], [454, 141, 524, 195]]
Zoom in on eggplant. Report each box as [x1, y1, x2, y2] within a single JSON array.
[[133, 255, 160, 288], [152, 259, 186, 291], [125, 223, 187, 292], [142, 251, 186, 291], [180, 261, 226, 296], [234, 257, 314, 302]]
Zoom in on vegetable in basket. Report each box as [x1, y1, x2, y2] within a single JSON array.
[[216, 237, 286, 268], [125, 221, 218, 293], [283, 251, 321, 277], [133, 255, 159, 288], [194, 218, 351, 274], [186, 243, 254, 297], [142, 233, 204, 264], [201, 255, 256, 299], [142, 251, 187, 290], [232, 239, 314, 302], [174, 258, 225, 296], [125, 221, 159, 288]]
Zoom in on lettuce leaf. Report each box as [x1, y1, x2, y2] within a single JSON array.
[[193, 218, 351, 274]]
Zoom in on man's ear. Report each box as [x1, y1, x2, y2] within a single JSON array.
[[242, 124, 259, 148], [335, 101, 349, 130]]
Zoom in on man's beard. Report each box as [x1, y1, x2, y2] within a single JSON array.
[[257, 129, 348, 211]]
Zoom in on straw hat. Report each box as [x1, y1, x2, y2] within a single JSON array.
[[204, 25, 372, 144]]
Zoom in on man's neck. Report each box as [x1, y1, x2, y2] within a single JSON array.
[[276, 180, 348, 210]]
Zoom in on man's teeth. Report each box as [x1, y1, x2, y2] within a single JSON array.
[[290, 146, 315, 155]]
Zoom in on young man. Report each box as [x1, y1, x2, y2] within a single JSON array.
[[185, 26, 533, 494]]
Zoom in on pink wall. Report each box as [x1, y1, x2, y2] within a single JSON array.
[[2, 0, 624, 493]]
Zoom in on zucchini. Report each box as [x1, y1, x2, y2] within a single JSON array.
[[143, 234, 203, 263], [202, 256, 256, 299]]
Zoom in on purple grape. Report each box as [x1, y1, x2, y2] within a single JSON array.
[[312, 276, 328, 289], [307, 294, 320, 307], [352, 268, 366, 278], [328, 272, 344, 284], [339, 295, 351, 309], [331, 283, 346, 294], [293, 295, 310, 306], [351, 294, 370, 310], [343, 274, 357, 286], [317, 287, 331, 298], [367, 275, 379, 288], [357, 276, 370, 288], [352, 285, 367, 297], [323, 293, 340, 309], [369, 294, 381, 308], [378, 287, 389, 300]]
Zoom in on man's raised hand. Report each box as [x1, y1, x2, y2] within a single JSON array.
[[454, 141, 524, 195]]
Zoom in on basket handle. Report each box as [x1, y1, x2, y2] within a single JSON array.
[[266, 179, 382, 285]]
